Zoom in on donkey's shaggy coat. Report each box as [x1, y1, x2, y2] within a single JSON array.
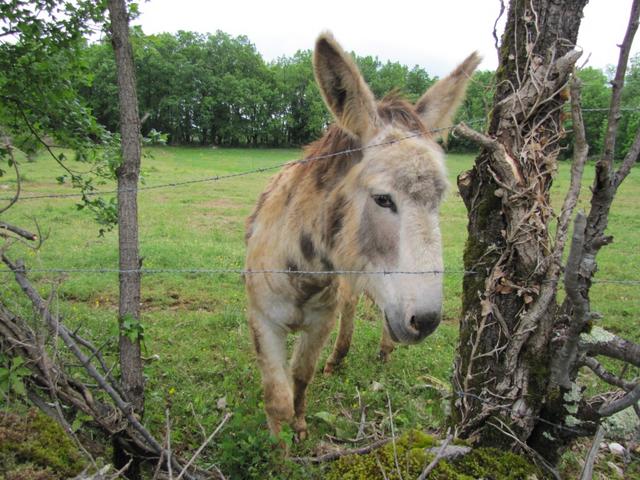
[[245, 32, 479, 439]]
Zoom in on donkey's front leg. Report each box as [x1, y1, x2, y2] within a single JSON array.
[[323, 293, 357, 374], [291, 310, 336, 440], [379, 313, 395, 362], [249, 314, 293, 439]]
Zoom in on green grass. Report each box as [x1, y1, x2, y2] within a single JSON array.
[[1, 146, 639, 478]]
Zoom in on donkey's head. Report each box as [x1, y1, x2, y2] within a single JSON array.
[[313, 33, 479, 344]]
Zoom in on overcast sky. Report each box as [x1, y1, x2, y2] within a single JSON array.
[[133, 1, 639, 77]]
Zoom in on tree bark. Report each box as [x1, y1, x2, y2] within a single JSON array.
[[452, 0, 589, 462], [107, 1, 144, 477]]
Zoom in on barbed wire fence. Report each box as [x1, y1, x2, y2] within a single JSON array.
[[1, 111, 638, 462], [1, 115, 638, 285]]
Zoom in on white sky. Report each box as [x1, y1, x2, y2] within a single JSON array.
[[133, 0, 640, 77]]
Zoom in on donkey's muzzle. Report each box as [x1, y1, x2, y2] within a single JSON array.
[[384, 309, 441, 344], [408, 312, 441, 340]]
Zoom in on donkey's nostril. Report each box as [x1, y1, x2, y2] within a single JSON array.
[[409, 311, 441, 338], [409, 315, 418, 331]]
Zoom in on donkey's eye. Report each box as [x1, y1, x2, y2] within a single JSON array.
[[372, 194, 397, 212]]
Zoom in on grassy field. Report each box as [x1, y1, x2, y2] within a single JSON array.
[[1, 146, 639, 478]]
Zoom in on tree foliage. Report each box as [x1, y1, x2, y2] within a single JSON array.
[[0, 0, 123, 233], [78, 29, 492, 148]]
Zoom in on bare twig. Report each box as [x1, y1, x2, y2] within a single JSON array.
[[166, 408, 173, 479], [599, 0, 640, 178], [579, 425, 604, 480], [176, 412, 231, 480], [613, 125, 640, 188], [581, 356, 637, 391], [355, 387, 366, 441], [454, 122, 523, 186], [291, 438, 392, 464], [554, 76, 589, 260], [599, 383, 640, 417], [417, 434, 452, 480], [551, 212, 588, 388], [109, 459, 133, 480], [386, 392, 403, 480], [580, 333, 640, 368], [492, 0, 506, 51]]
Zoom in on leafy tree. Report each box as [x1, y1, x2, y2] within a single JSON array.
[[0, 0, 121, 233]]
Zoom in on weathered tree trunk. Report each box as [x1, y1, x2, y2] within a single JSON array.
[[107, 1, 144, 477], [452, 0, 589, 462]]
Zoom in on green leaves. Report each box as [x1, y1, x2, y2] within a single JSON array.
[[0, 355, 31, 398], [121, 313, 145, 344]]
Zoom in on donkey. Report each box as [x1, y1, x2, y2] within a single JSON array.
[[245, 32, 479, 440]]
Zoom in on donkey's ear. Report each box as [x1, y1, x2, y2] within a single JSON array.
[[416, 52, 481, 139], [313, 32, 379, 140]]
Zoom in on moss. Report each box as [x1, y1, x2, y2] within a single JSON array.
[[436, 447, 544, 480], [326, 430, 545, 480], [0, 409, 86, 479]]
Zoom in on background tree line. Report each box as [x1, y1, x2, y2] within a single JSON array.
[[3, 25, 640, 154]]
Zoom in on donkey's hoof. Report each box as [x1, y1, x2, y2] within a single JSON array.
[[293, 417, 308, 442], [323, 363, 336, 375], [294, 429, 308, 442]]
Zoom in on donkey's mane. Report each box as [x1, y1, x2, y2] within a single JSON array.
[[305, 92, 428, 160], [301, 93, 429, 190]]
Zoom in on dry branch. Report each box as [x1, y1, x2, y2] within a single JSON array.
[[551, 212, 588, 388], [454, 122, 523, 187], [176, 413, 232, 480], [598, 383, 640, 417], [417, 434, 452, 480], [0, 254, 219, 480], [580, 333, 640, 368], [0, 221, 37, 241], [291, 438, 393, 464], [599, 0, 640, 178], [581, 356, 637, 392]]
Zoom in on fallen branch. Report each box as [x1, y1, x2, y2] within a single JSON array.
[[291, 438, 393, 464], [1, 254, 218, 480], [417, 434, 452, 480], [0, 221, 37, 241]]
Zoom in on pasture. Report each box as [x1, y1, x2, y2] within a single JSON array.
[[2, 146, 639, 478]]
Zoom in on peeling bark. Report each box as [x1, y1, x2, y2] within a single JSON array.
[[452, 0, 589, 458]]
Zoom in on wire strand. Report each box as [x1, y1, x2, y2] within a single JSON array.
[[0, 266, 638, 285], [1, 119, 486, 202]]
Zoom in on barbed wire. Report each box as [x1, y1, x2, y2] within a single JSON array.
[[3, 107, 638, 203], [0, 265, 639, 286], [0, 267, 468, 276], [579, 107, 640, 112], [0, 120, 486, 202]]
